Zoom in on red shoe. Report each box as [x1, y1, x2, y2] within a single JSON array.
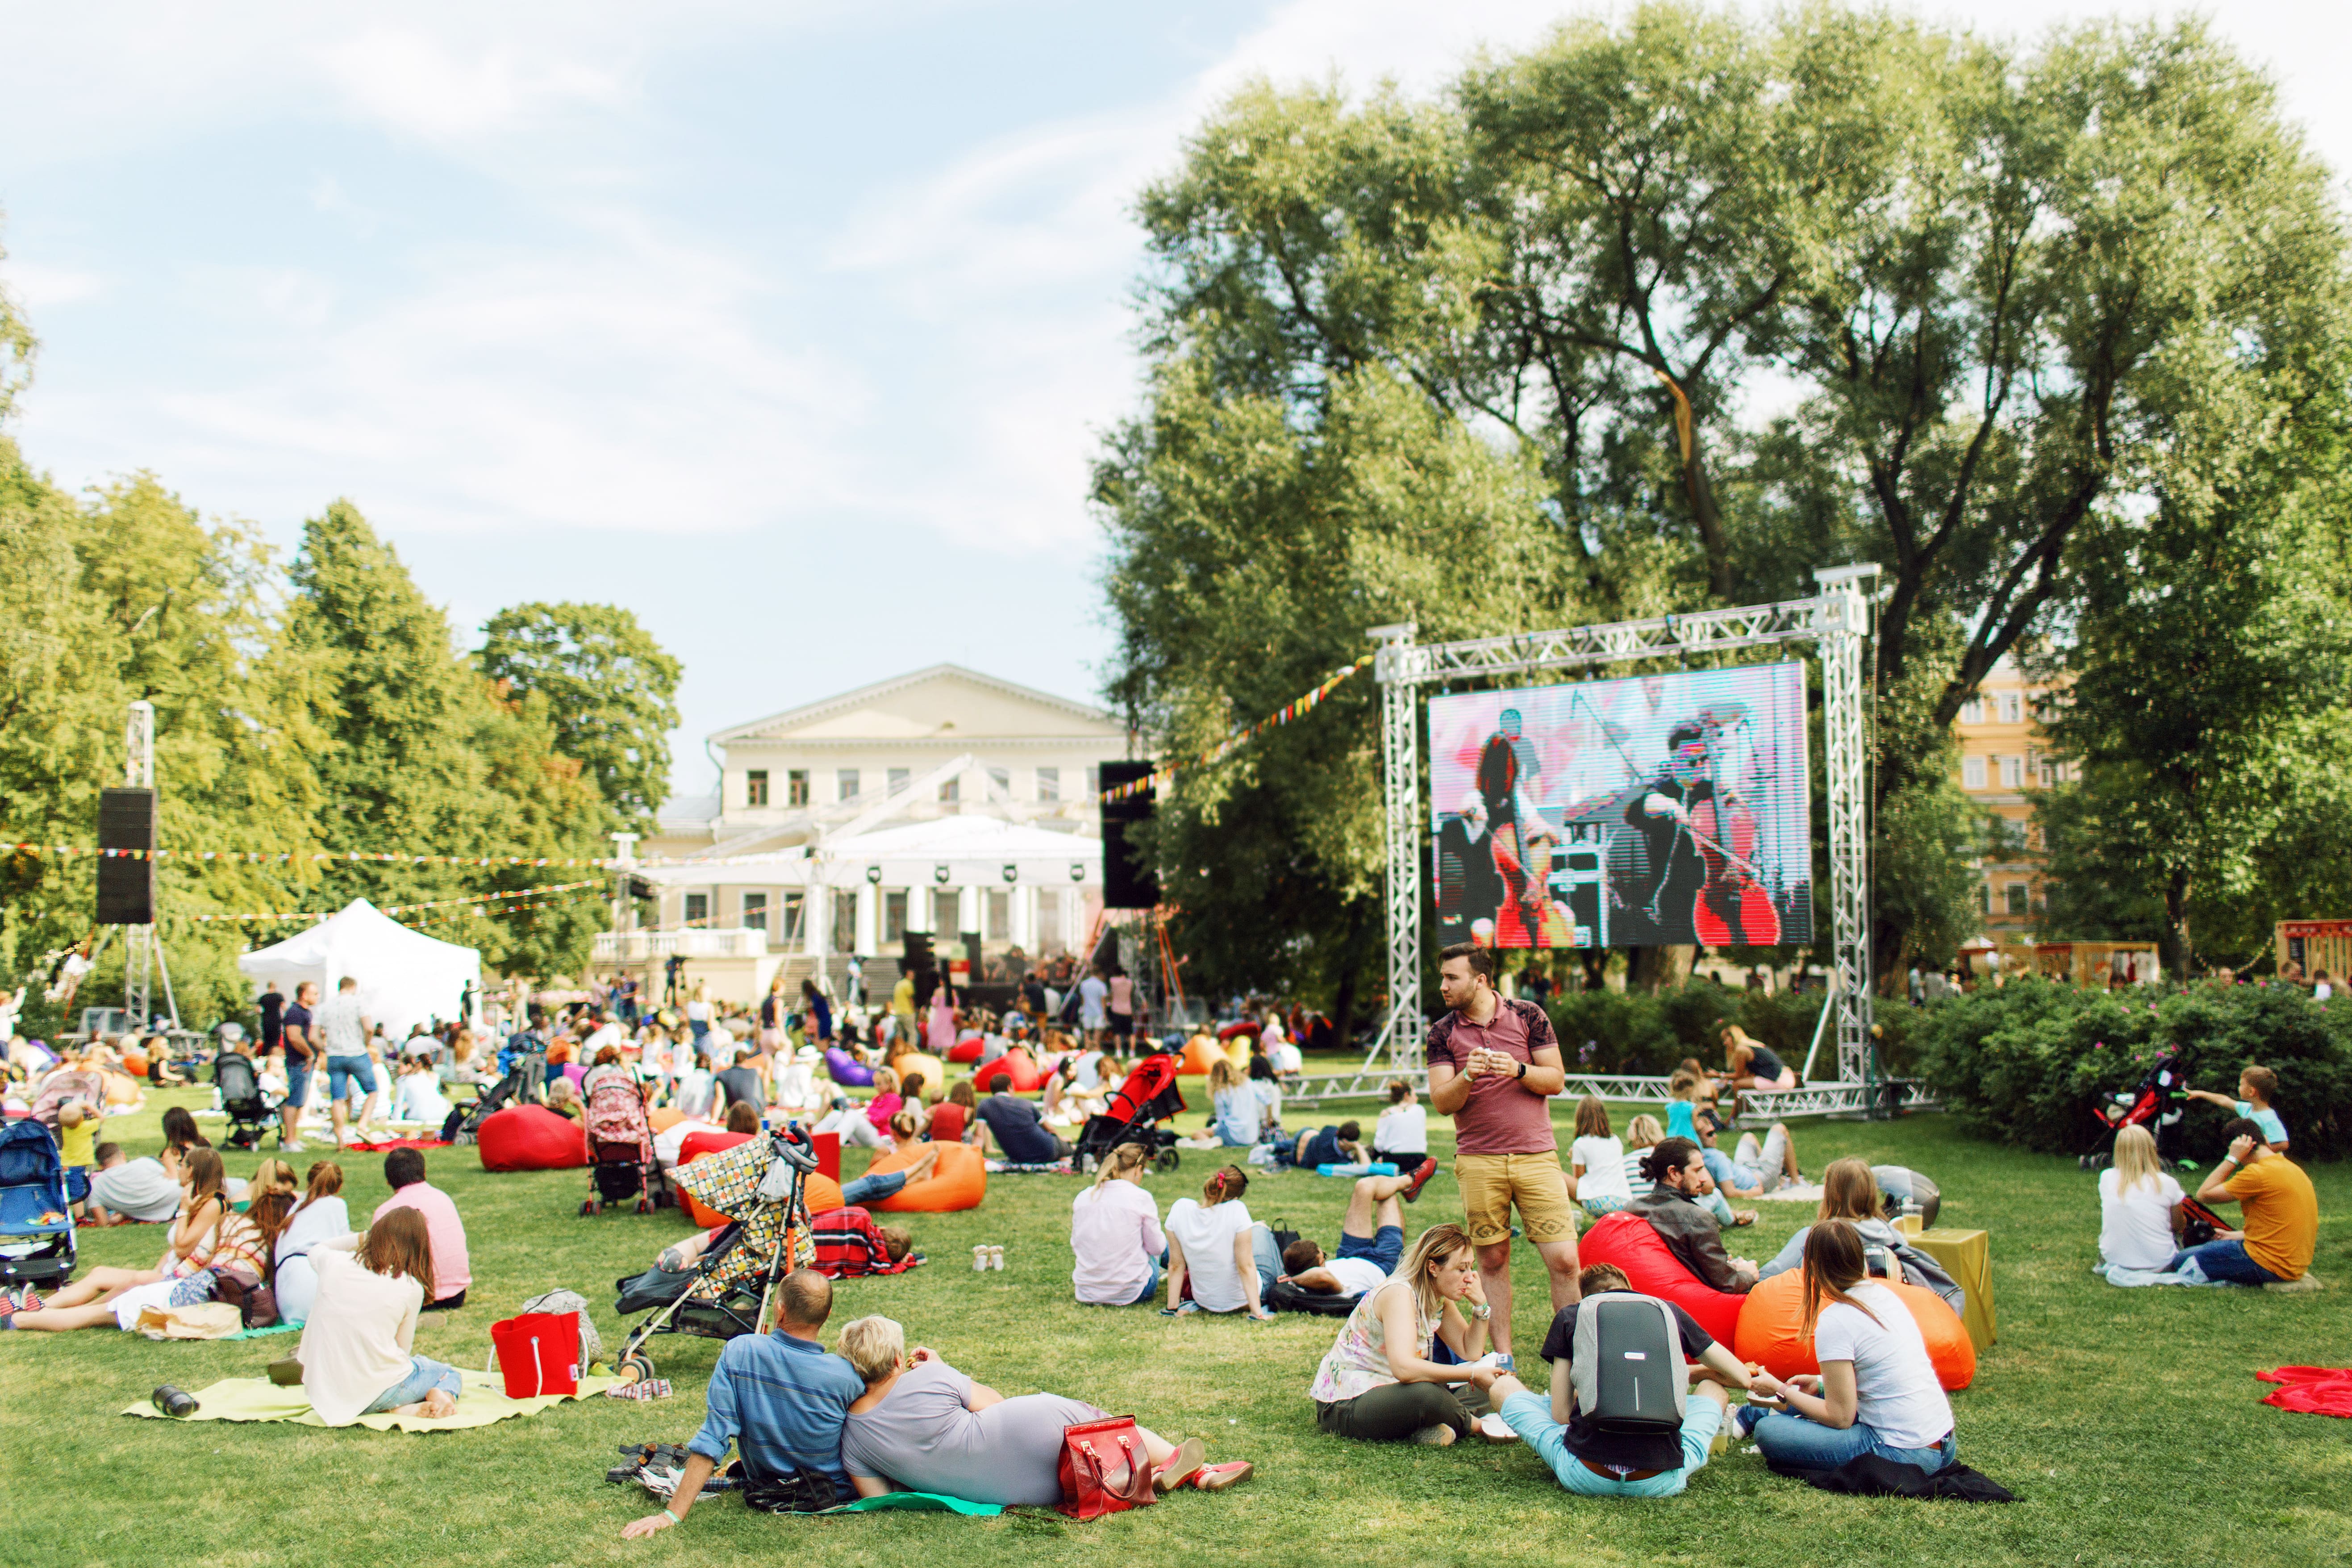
[[1401, 1157, 1439, 1203], [1189, 1460, 1253, 1491]]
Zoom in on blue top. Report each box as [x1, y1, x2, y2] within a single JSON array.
[[1665, 1101, 1697, 1141], [2239, 1101, 2290, 1145], [688, 1330, 865, 1486]]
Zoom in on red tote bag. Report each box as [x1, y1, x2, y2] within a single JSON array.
[[489, 1311, 581, 1399], [1056, 1415, 1155, 1520]]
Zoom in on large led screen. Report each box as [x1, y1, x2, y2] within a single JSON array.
[[1429, 661, 1812, 950]]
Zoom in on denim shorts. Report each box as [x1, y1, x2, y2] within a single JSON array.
[[326, 1055, 375, 1101], [284, 1058, 313, 1108], [1338, 1224, 1405, 1275], [361, 1355, 463, 1414]]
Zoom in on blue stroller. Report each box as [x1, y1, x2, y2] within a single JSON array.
[[0, 1117, 77, 1292]]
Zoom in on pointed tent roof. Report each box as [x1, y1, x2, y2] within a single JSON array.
[[237, 899, 483, 1037]]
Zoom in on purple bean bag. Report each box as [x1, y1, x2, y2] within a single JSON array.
[[823, 1047, 874, 1087]]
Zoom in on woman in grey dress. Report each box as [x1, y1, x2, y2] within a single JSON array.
[[834, 1316, 1251, 1504]]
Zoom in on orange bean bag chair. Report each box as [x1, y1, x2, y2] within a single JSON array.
[[973, 1048, 1043, 1093], [1576, 1210, 1747, 1346], [477, 1105, 590, 1171], [1175, 1036, 1225, 1076], [650, 1105, 687, 1134], [889, 1053, 947, 1101], [1732, 1268, 1976, 1391], [865, 1140, 986, 1213]]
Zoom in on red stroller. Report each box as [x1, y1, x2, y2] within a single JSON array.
[[2080, 1047, 2189, 1171], [1076, 1052, 1187, 1173], [581, 1072, 669, 1216]]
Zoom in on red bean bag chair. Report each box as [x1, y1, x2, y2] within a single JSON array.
[[1217, 1021, 1261, 1042], [477, 1105, 590, 1172], [948, 1035, 985, 1064], [813, 1130, 841, 1183], [973, 1048, 1043, 1093], [1576, 1210, 1746, 1346], [1732, 1269, 1976, 1391], [866, 1140, 987, 1213]]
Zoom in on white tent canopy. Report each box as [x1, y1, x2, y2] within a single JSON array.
[[634, 816, 1101, 891], [238, 899, 483, 1037]]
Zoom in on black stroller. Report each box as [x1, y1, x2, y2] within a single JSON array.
[[1075, 1052, 1186, 1173], [608, 1126, 819, 1385], [0, 1116, 77, 1291], [212, 1052, 273, 1150], [445, 1052, 544, 1144]]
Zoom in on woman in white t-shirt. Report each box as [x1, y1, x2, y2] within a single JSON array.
[[1070, 1143, 1168, 1306], [273, 1161, 352, 1325], [1738, 1219, 1957, 1472], [2097, 1125, 2185, 1272], [1565, 1096, 1630, 1214], [1372, 1080, 1427, 1158], [1161, 1166, 1273, 1320]]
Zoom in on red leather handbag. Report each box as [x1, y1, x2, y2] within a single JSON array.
[[1056, 1415, 1156, 1519]]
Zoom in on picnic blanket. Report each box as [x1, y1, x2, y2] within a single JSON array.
[[121, 1368, 617, 1431], [2258, 1367, 2352, 1418], [344, 1137, 450, 1152], [1757, 1182, 1824, 1204], [984, 1161, 1071, 1175], [2093, 1261, 2226, 1288]]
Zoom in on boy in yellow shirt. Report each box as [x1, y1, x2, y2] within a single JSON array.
[[56, 1099, 99, 1217]]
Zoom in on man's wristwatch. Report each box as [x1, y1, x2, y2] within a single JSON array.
[[1514, 1060, 1527, 1080]]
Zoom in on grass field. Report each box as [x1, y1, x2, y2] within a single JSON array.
[[5, 1086, 2350, 1568]]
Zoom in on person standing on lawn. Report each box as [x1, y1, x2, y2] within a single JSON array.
[[279, 980, 318, 1152], [1425, 942, 1578, 1354], [2173, 1119, 2318, 1286]]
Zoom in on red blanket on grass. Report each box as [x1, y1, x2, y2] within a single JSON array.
[[2258, 1367, 2352, 1418], [345, 1137, 450, 1152]]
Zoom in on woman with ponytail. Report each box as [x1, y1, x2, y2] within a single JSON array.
[[1736, 1219, 1957, 1472], [273, 1161, 351, 1324], [1070, 1141, 1167, 1305], [1161, 1166, 1274, 1320]]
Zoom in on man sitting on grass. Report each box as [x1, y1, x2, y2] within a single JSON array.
[[621, 1270, 865, 1534], [1280, 1164, 1442, 1297], [373, 1148, 471, 1311], [2173, 1118, 2319, 1287], [975, 1073, 1070, 1163]]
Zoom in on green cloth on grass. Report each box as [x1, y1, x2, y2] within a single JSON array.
[[225, 1322, 301, 1340], [121, 1368, 617, 1432], [821, 1492, 1002, 1516]]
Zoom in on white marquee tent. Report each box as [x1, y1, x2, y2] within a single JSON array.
[[237, 899, 483, 1037]]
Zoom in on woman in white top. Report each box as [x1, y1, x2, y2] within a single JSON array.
[[273, 1160, 353, 1325], [2097, 1124, 2185, 1272], [1372, 1080, 1428, 1158], [1565, 1096, 1631, 1214], [1307, 1222, 1501, 1444], [298, 1206, 459, 1424], [1071, 1143, 1168, 1306], [1739, 1219, 1957, 1472], [1161, 1166, 1273, 1320], [391, 1055, 453, 1127]]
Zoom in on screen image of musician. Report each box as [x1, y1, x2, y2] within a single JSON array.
[[1428, 662, 1812, 950]]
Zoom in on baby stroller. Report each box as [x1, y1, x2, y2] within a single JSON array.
[[1076, 1051, 1186, 1174], [581, 1073, 669, 1216], [212, 1052, 273, 1150], [2080, 1047, 2189, 1170], [445, 1054, 541, 1145], [608, 1126, 818, 1385], [0, 1116, 77, 1290]]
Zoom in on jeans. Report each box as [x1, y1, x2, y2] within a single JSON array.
[[2170, 1238, 2285, 1285], [284, 1059, 313, 1113], [326, 1055, 375, 1102], [1337, 1225, 1404, 1274], [1214, 1124, 1257, 1147], [1502, 1389, 1722, 1496], [1125, 1254, 1164, 1305], [361, 1355, 462, 1414], [1750, 1411, 1956, 1474], [1250, 1222, 1282, 1298], [837, 1170, 908, 1208]]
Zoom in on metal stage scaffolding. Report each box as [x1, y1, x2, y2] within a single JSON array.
[[1283, 565, 1906, 1118]]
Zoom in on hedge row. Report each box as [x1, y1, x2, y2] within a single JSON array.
[[1915, 980, 2352, 1162], [1536, 983, 1912, 1079]]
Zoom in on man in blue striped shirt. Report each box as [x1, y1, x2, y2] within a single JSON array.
[[621, 1271, 865, 1535]]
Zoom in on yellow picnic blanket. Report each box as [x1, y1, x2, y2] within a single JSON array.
[[121, 1369, 618, 1432]]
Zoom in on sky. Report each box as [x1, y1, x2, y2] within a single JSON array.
[[2, 1, 2347, 806]]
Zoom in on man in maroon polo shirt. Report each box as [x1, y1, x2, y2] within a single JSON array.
[[1425, 942, 1579, 1354]]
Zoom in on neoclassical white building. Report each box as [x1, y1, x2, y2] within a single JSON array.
[[600, 665, 1132, 1000]]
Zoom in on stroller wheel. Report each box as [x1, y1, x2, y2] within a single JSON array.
[[1154, 1148, 1181, 1174], [580, 1199, 597, 1217], [620, 1352, 655, 1385], [636, 1197, 651, 1214]]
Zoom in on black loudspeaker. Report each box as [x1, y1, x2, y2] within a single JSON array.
[[901, 932, 935, 972], [97, 787, 156, 926], [1100, 761, 1159, 910]]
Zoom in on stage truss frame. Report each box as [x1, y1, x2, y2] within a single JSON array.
[[1287, 566, 1902, 1116]]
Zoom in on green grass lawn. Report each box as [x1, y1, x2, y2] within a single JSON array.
[[6, 1088, 2350, 1568]]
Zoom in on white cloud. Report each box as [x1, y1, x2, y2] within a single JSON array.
[[2, 262, 107, 309], [313, 26, 633, 145]]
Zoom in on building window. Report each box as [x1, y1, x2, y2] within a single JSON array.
[[781, 891, 806, 941], [745, 770, 769, 807], [1963, 756, 1987, 790], [1975, 883, 1990, 914], [2004, 883, 2029, 917], [1037, 766, 1060, 801], [1960, 699, 1984, 726], [788, 769, 810, 806], [684, 892, 709, 926], [883, 890, 907, 943], [1086, 765, 1101, 799], [888, 767, 910, 795], [939, 774, 959, 803], [932, 887, 960, 933], [838, 769, 860, 801], [832, 892, 857, 954], [742, 892, 767, 934], [2000, 756, 2023, 789], [1999, 693, 2023, 724], [2038, 761, 2057, 788], [987, 889, 1010, 940], [988, 766, 1010, 797], [1038, 889, 1066, 953]]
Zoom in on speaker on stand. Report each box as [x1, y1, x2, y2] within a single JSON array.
[[1100, 761, 1159, 911]]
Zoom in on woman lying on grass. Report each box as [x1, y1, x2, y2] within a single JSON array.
[[3, 1148, 265, 1331]]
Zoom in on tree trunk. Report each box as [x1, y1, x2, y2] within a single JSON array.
[[1580, 948, 1610, 992], [2164, 867, 2194, 982], [1627, 944, 1696, 994], [1332, 898, 1371, 1052]]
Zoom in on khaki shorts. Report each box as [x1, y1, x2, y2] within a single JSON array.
[[1455, 1152, 1577, 1247]]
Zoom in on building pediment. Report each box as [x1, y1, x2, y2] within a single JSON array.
[[712, 663, 1122, 746]]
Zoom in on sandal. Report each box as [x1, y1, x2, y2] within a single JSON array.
[[1189, 1460, 1253, 1491], [1153, 1437, 1206, 1492]]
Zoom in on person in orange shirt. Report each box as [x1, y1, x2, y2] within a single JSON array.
[[2173, 1119, 2318, 1285]]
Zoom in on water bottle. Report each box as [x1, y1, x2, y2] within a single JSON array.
[[152, 1385, 197, 1418]]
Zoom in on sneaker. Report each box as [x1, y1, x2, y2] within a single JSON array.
[[1189, 1460, 1253, 1491], [1730, 1404, 1762, 1440], [1475, 1412, 1518, 1444], [280, 1140, 307, 1154], [1410, 1424, 1455, 1446], [1401, 1157, 1439, 1204], [1153, 1437, 1206, 1493]]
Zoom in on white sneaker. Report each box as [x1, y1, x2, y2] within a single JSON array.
[[1475, 1413, 1518, 1444], [1411, 1424, 1455, 1445], [281, 1140, 307, 1153]]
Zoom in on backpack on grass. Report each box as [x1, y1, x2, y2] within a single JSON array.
[[1569, 1293, 1686, 1436]]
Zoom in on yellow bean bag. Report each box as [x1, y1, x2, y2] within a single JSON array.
[[1732, 1268, 1976, 1391], [888, 1054, 947, 1102], [866, 1140, 986, 1213], [1223, 1039, 1250, 1072]]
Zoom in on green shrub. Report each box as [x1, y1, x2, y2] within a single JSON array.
[[1916, 978, 2352, 1161], [1545, 982, 1832, 1078]]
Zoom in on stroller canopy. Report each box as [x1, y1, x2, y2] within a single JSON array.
[[238, 899, 483, 1037]]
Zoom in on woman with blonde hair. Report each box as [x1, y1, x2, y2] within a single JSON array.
[[1756, 1158, 1883, 1279], [1197, 1057, 1257, 1147], [1307, 1222, 1508, 1445], [299, 1206, 459, 1423], [838, 1314, 1248, 1502], [1720, 1023, 1796, 1091], [2097, 1124, 2186, 1272], [1071, 1141, 1166, 1305]]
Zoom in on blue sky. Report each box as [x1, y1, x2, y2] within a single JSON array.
[[2, 1, 2345, 804]]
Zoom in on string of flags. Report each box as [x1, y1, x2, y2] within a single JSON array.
[[0, 843, 640, 869], [1096, 652, 1375, 804], [180, 880, 604, 925]]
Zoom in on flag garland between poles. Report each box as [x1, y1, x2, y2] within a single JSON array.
[[1097, 653, 1374, 805]]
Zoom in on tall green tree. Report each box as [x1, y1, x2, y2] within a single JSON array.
[[476, 601, 681, 831]]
